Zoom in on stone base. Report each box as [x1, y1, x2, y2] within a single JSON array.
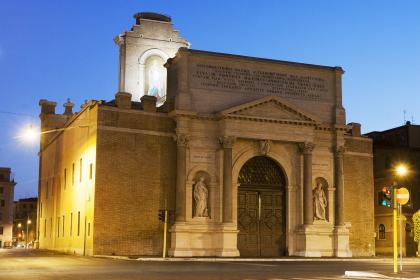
[[169, 222, 240, 257], [294, 223, 335, 257], [294, 223, 352, 257], [333, 225, 352, 257]]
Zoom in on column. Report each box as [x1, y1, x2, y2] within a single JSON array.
[[299, 142, 315, 225], [220, 136, 236, 223], [175, 134, 189, 222], [335, 146, 345, 226]]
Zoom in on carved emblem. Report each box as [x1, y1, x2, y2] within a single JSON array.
[[259, 140, 271, 155]]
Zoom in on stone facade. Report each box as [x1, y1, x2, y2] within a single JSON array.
[[0, 167, 16, 248], [37, 12, 375, 257]]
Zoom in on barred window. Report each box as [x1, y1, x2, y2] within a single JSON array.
[[379, 224, 385, 240]]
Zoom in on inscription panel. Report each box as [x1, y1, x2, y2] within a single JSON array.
[[190, 151, 215, 163], [190, 63, 333, 102]]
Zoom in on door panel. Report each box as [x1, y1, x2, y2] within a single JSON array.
[[238, 191, 259, 257], [238, 189, 285, 257]]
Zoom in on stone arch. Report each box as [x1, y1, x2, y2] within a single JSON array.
[[139, 48, 169, 64]]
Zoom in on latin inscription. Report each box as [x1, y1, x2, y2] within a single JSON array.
[[191, 152, 215, 163], [191, 64, 330, 101]]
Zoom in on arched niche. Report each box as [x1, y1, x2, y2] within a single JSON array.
[[138, 48, 169, 106]]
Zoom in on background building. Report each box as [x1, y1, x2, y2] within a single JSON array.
[[13, 197, 37, 247], [0, 167, 16, 248], [366, 122, 420, 256], [37, 12, 375, 257]]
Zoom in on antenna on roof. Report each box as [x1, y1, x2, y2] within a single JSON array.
[[403, 109, 407, 124], [411, 116, 415, 124]]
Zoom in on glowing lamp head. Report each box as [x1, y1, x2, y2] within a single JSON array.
[[21, 125, 38, 143], [396, 164, 408, 177], [17, 223, 22, 228], [27, 220, 32, 225]]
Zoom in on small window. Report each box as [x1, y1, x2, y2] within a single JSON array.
[[72, 163, 75, 186], [0, 200, 5, 207], [70, 212, 73, 236], [46, 180, 49, 199], [0, 187, 3, 194], [0, 212, 2, 221], [379, 224, 386, 240], [77, 211, 80, 236], [57, 217, 60, 237], [0, 226, 3, 235], [88, 222, 91, 237], [64, 168, 67, 190], [79, 158, 83, 182], [89, 163, 93, 180]]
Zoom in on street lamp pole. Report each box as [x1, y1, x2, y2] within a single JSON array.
[[26, 217, 31, 249]]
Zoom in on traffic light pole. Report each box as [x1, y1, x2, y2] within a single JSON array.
[[162, 209, 168, 258], [398, 203, 403, 272], [393, 188, 397, 273]]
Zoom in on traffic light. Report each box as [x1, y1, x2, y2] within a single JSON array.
[[378, 186, 392, 207], [158, 209, 165, 221]]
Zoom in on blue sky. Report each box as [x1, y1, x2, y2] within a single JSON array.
[[1, 0, 419, 199]]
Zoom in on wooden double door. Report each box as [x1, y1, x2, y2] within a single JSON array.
[[237, 189, 285, 257]]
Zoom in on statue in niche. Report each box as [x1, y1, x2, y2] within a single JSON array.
[[147, 59, 165, 103], [193, 176, 209, 217], [313, 181, 328, 221]]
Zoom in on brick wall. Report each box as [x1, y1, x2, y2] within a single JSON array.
[[344, 137, 375, 256], [93, 107, 176, 256]]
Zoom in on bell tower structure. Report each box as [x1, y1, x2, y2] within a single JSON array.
[[114, 12, 190, 105]]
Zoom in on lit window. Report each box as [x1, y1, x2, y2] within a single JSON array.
[[79, 158, 83, 182], [70, 212, 73, 236], [64, 168, 67, 190], [77, 211, 80, 236], [89, 163, 93, 180], [72, 163, 75, 186]]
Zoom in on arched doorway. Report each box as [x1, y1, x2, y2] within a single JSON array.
[[237, 156, 286, 257]]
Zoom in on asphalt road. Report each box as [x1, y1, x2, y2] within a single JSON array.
[[1, 249, 420, 280]]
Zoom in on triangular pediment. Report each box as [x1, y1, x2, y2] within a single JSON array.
[[219, 96, 321, 124]]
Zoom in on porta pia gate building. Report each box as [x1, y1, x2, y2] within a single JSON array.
[[37, 13, 375, 257]]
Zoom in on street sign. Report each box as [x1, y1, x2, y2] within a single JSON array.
[[396, 188, 410, 205]]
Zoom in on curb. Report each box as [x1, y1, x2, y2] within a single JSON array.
[[94, 255, 420, 263]]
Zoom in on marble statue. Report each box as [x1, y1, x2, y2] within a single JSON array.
[[313, 182, 327, 221], [147, 60, 165, 102], [193, 176, 209, 217]]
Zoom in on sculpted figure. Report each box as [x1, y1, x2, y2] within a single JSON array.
[[147, 60, 165, 101], [193, 177, 209, 217], [313, 182, 327, 221]]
